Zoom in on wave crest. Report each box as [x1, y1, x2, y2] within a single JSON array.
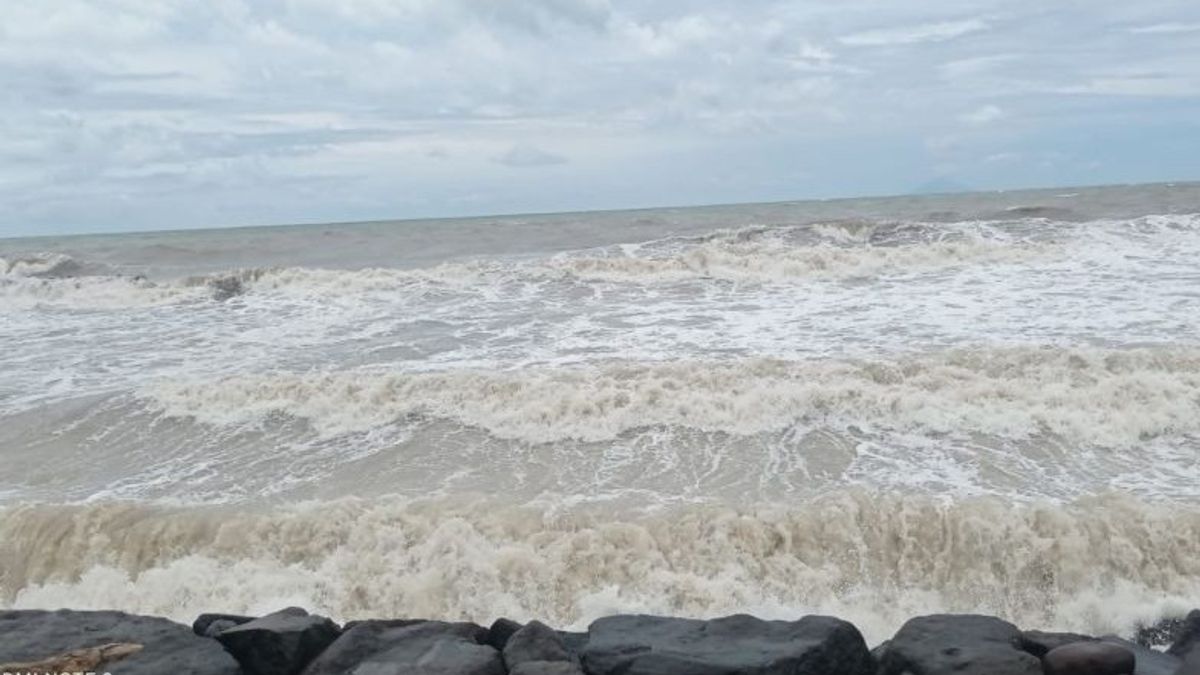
[[142, 347, 1200, 446], [2, 492, 1197, 642]]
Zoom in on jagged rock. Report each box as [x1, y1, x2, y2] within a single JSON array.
[[511, 662, 585, 675], [1168, 611, 1200, 661], [1100, 636, 1183, 675], [1044, 641, 1135, 675], [557, 631, 587, 657], [582, 613, 873, 675], [0, 609, 240, 675], [1138, 616, 1192, 648], [301, 619, 502, 675], [0, 642, 143, 674], [504, 621, 573, 669], [216, 607, 340, 675], [485, 617, 523, 652], [1176, 651, 1200, 675], [1020, 630, 1097, 658], [342, 618, 426, 633], [876, 614, 1040, 675], [194, 613, 256, 638]]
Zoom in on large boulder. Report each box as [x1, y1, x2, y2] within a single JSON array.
[[0, 609, 240, 675], [1176, 651, 1200, 675], [504, 621, 583, 675], [581, 613, 873, 675], [1044, 641, 1135, 675], [1168, 611, 1200, 661], [1019, 630, 1097, 658], [1100, 636, 1183, 675], [216, 607, 340, 675], [485, 618, 523, 652], [876, 614, 1040, 675], [195, 613, 257, 638], [301, 619, 503, 675]]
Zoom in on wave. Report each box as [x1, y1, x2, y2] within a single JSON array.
[[142, 346, 1200, 446], [2, 492, 1197, 643], [0, 253, 111, 279], [548, 225, 1052, 283], [3, 213, 1196, 309]]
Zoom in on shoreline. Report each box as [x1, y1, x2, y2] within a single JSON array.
[[1, 607, 1197, 675]]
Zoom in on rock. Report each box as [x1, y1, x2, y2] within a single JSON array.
[[0, 609, 240, 675], [1176, 651, 1200, 675], [0, 642, 143, 674], [557, 631, 588, 657], [1044, 641, 1135, 675], [877, 614, 1041, 675], [1020, 630, 1097, 658], [582, 613, 873, 675], [1168, 611, 1200, 660], [485, 617, 523, 651], [1100, 637, 1182, 675], [195, 613, 256, 638], [342, 618, 426, 634], [216, 607, 340, 675], [1138, 615, 1192, 648], [301, 619, 502, 675], [511, 662, 585, 675], [504, 621, 573, 669]]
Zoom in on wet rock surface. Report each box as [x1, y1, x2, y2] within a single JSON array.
[[0, 609, 240, 675], [5, 606, 1198, 675]]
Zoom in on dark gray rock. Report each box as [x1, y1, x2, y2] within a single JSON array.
[[301, 619, 502, 675], [195, 613, 256, 638], [342, 618, 427, 634], [1044, 641, 1135, 675], [1176, 651, 1200, 675], [877, 614, 1041, 675], [557, 631, 587, 657], [582, 613, 873, 675], [485, 617, 523, 652], [1168, 611, 1200, 660], [510, 662, 584, 675], [0, 609, 240, 675], [1101, 637, 1183, 675], [1020, 630, 1097, 658], [504, 620, 573, 669], [1138, 615, 1192, 648], [216, 607, 340, 675]]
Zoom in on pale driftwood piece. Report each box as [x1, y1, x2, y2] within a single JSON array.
[[0, 642, 143, 673]]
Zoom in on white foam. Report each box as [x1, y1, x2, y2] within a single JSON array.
[[143, 347, 1200, 447], [3, 492, 1198, 643]]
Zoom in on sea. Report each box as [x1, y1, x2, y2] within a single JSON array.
[[1, 182, 1198, 643]]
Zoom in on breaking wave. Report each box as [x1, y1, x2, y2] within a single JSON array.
[[143, 346, 1200, 446], [2, 492, 1197, 643], [548, 227, 1051, 282], [3, 214, 1198, 309]]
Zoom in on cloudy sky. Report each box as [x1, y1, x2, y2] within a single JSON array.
[[2, 1, 1199, 236]]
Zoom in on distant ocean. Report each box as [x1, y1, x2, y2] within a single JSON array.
[[2, 182, 1199, 642]]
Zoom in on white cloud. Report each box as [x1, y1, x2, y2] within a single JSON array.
[[1128, 22, 1200, 34], [839, 19, 988, 47], [1060, 76, 1200, 97], [1, 1, 1198, 234], [961, 104, 1005, 126]]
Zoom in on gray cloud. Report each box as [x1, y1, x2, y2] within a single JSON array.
[[0, 0, 1198, 235]]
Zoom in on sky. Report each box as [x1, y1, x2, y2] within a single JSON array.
[[1, 1, 1199, 236]]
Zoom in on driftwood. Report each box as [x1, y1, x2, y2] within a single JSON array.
[[0, 642, 143, 674]]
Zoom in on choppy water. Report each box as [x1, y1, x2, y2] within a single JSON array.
[[2, 182, 1199, 642]]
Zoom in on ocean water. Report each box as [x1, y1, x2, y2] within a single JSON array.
[[1, 182, 1199, 642]]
